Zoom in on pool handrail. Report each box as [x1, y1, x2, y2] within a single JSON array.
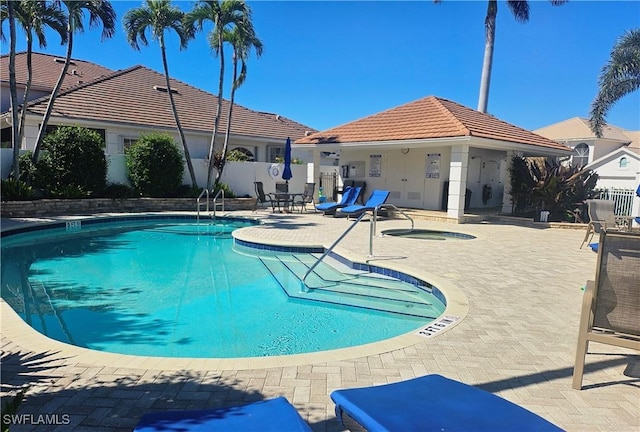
[[302, 204, 414, 288], [302, 212, 368, 288], [197, 188, 225, 222]]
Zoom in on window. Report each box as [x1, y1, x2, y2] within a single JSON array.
[[619, 156, 628, 169], [573, 143, 589, 167], [232, 147, 255, 161], [268, 146, 285, 163], [121, 137, 138, 154]]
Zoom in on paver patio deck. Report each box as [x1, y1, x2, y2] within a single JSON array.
[[1, 210, 638, 431]]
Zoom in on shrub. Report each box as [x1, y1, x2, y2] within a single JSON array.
[[36, 126, 107, 195], [226, 149, 250, 162], [213, 182, 236, 198], [102, 183, 136, 199], [509, 156, 598, 221], [1, 178, 34, 201], [50, 184, 88, 199], [126, 133, 184, 197]]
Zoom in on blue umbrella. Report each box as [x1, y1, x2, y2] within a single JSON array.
[[636, 183, 640, 197], [282, 137, 293, 182]]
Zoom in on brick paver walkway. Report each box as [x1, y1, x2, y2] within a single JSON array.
[[1, 211, 638, 431]]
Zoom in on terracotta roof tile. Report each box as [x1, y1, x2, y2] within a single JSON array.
[[22, 65, 315, 141], [295, 95, 569, 152], [1, 51, 114, 91]]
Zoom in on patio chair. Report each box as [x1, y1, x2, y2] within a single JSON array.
[[331, 374, 562, 432], [293, 182, 316, 213], [254, 181, 277, 212], [572, 230, 640, 390], [337, 189, 390, 218], [580, 199, 632, 248], [133, 396, 312, 432], [316, 186, 361, 215]]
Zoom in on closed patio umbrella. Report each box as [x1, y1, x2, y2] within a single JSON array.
[[282, 137, 293, 183]]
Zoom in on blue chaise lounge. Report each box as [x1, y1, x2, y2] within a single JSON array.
[[331, 374, 562, 432], [337, 189, 390, 218], [316, 186, 361, 215]]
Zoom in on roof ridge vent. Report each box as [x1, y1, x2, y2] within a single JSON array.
[[153, 85, 179, 94], [275, 114, 281, 121], [55, 58, 76, 65]]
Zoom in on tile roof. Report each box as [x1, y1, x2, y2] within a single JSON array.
[[0, 51, 114, 91], [295, 95, 571, 152], [21, 64, 316, 141], [534, 117, 633, 143]]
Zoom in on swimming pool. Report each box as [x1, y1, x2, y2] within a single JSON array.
[[1, 217, 446, 358]]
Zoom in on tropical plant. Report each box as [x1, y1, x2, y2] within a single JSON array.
[[212, 16, 262, 189], [126, 133, 184, 197], [123, 0, 198, 188], [36, 125, 107, 195], [0, 178, 34, 201], [184, 0, 250, 190], [509, 156, 598, 221], [31, 0, 116, 163], [474, 0, 566, 113], [589, 28, 640, 137]]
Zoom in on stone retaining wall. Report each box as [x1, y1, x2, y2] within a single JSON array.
[[1, 198, 256, 218]]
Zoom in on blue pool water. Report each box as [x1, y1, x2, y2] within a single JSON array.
[[1, 218, 445, 358]]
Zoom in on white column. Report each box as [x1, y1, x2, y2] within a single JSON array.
[[447, 144, 469, 221], [633, 170, 640, 228], [502, 150, 514, 215], [312, 149, 321, 200]]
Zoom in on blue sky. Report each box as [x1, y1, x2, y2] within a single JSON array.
[[4, 1, 640, 133]]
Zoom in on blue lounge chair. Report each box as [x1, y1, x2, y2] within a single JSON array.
[[134, 397, 311, 432], [337, 189, 390, 217], [331, 374, 562, 432], [315, 186, 361, 215]]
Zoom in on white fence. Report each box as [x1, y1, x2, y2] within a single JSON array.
[[2, 149, 337, 199], [598, 188, 635, 216]]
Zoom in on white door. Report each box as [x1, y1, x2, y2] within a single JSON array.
[[385, 150, 426, 208]]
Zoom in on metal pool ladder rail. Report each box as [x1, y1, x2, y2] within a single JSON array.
[[197, 189, 225, 222]]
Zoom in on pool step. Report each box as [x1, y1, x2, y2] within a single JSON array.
[[260, 256, 441, 319]]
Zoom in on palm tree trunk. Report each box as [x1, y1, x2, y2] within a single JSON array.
[[32, 25, 73, 162], [215, 52, 238, 188], [477, 0, 497, 113], [18, 33, 34, 165], [206, 30, 225, 191], [7, 1, 20, 178], [160, 37, 198, 188]]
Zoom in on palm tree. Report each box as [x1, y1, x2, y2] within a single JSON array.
[[13, 1, 67, 168], [31, 0, 116, 163], [476, 0, 566, 113], [1, 1, 20, 177], [213, 19, 262, 188], [124, 0, 198, 188], [589, 29, 640, 137], [184, 0, 250, 191]]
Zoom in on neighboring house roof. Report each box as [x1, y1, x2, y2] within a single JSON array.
[[0, 51, 114, 91], [586, 146, 640, 170], [534, 116, 632, 143], [623, 130, 640, 150], [295, 95, 569, 152], [19, 64, 316, 141]]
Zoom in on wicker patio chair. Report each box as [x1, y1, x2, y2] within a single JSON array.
[[572, 229, 640, 390]]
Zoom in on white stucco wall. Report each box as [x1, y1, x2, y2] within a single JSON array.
[[590, 151, 640, 190]]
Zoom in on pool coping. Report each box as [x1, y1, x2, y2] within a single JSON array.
[[1, 213, 469, 371]]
